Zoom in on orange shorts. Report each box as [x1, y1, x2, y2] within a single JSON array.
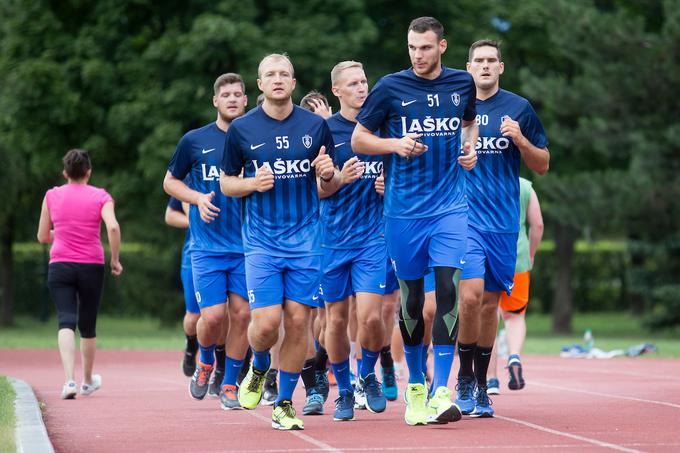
[[499, 271, 530, 313]]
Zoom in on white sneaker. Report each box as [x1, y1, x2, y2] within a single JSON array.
[[80, 374, 102, 396], [61, 380, 77, 399]]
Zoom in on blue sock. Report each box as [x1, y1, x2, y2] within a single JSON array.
[[508, 353, 521, 364], [222, 355, 244, 386], [331, 359, 352, 392], [276, 369, 300, 405], [252, 349, 271, 372], [403, 343, 425, 384], [199, 343, 216, 366], [431, 345, 455, 393], [360, 347, 379, 379], [356, 358, 362, 375], [421, 343, 429, 376], [314, 339, 320, 352]]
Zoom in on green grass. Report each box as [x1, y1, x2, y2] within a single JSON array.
[[0, 376, 16, 453], [1, 312, 678, 357]]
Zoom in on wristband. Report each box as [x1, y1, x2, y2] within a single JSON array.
[[321, 174, 333, 183]]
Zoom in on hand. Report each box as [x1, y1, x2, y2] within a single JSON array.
[[500, 117, 527, 147], [197, 191, 220, 223], [375, 171, 385, 196], [394, 134, 427, 158], [339, 156, 365, 185], [312, 146, 335, 181], [110, 259, 123, 276], [458, 141, 477, 171], [308, 98, 332, 119], [253, 166, 275, 193]]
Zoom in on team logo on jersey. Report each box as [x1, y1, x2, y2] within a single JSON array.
[[475, 136, 510, 155], [362, 160, 384, 178], [400, 116, 461, 137], [201, 164, 220, 181], [451, 92, 461, 106], [302, 134, 313, 149], [252, 158, 312, 179]]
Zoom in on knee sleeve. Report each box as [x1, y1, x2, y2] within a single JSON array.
[[432, 266, 459, 345], [398, 278, 425, 346], [58, 312, 78, 331]]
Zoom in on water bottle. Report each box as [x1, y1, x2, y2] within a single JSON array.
[[583, 329, 594, 352]]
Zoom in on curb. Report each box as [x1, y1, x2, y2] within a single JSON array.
[[9, 377, 54, 453]]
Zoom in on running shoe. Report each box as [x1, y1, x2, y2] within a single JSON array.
[[427, 386, 461, 424], [302, 389, 324, 415], [361, 373, 387, 413], [272, 400, 304, 430], [487, 378, 500, 395], [333, 388, 355, 421], [261, 369, 278, 406], [182, 350, 196, 377], [315, 369, 330, 402], [381, 366, 398, 401], [404, 383, 428, 426], [507, 357, 525, 390], [237, 364, 267, 409], [470, 386, 494, 418], [455, 376, 477, 414], [189, 362, 213, 400], [61, 380, 77, 400], [354, 380, 367, 410], [219, 384, 241, 410], [208, 367, 224, 397], [80, 374, 102, 396]]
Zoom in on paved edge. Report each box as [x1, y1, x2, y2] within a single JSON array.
[[9, 377, 55, 453]]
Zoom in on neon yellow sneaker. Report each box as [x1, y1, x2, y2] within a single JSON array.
[[237, 365, 267, 409], [272, 399, 304, 430], [404, 383, 428, 426], [427, 386, 462, 424]]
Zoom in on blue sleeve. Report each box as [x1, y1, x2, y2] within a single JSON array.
[[222, 124, 245, 176], [168, 134, 193, 180], [356, 78, 390, 132], [167, 197, 183, 211], [463, 76, 477, 122], [520, 102, 548, 149]]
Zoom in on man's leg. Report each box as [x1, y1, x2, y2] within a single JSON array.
[[325, 298, 355, 420], [192, 302, 227, 400], [219, 292, 250, 409], [380, 289, 400, 401], [301, 311, 323, 415], [210, 308, 228, 397], [181, 265, 200, 377], [422, 276, 436, 383], [356, 291, 386, 413], [457, 277, 484, 412]]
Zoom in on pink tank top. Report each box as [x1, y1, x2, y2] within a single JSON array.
[[45, 184, 113, 264]]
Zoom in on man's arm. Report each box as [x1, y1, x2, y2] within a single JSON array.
[[458, 120, 479, 171], [317, 156, 366, 199], [526, 188, 544, 266], [163, 171, 220, 223], [351, 123, 427, 158], [501, 118, 550, 175], [165, 205, 189, 229], [220, 167, 274, 198]]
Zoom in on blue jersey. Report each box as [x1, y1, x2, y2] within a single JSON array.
[[321, 113, 384, 249], [167, 122, 243, 254], [222, 106, 334, 257], [467, 89, 548, 233], [167, 197, 191, 269], [356, 67, 476, 219]]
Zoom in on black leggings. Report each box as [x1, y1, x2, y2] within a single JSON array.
[[47, 262, 105, 338]]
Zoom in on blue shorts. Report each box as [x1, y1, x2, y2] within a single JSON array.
[[460, 226, 518, 294], [181, 265, 200, 314], [321, 243, 387, 303], [385, 210, 467, 280], [191, 251, 247, 310], [246, 254, 322, 310], [385, 257, 400, 294], [424, 270, 435, 293], [314, 284, 325, 309]]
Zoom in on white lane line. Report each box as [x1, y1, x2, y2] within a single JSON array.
[[530, 380, 680, 409], [495, 415, 642, 453], [531, 365, 680, 382]]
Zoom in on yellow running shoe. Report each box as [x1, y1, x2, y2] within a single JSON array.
[[404, 383, 428, 426], [427, 386, 462, 424], [237, 365, 267, 409], [272, 399, 304, 430]]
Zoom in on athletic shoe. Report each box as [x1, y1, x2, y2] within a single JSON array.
[[487, 378, 500, 395], [182, 350, 196, 377], [220, 384, 241, 410], [189, 362, 213, 400], [427, 386, 461, 424], [61, 380, 77, 400], [80, 374, 102, 396], [455, 376, 477, 415], [381, 366, 398, 401], [470, 386, 494, 418], [404, 383, 428, 426], [315, 369, 330, 402], [333, 389, 355, 421], [208, 368, 224, 397], [353, 381, 367, 410], [507, 358, 525, 390], [237, 365, 267, 409], [360, 373, 387, 413], [272, 400, 304, 430], [302, 389, 324, 415], [261, 369, 278, 406]]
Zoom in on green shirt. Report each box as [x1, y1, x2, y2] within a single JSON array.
[[515, 178, 533, 273]]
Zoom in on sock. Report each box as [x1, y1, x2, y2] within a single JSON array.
[[300, 358, 316, 395], [314, 339, 320, 352], [222, 355, 244, 386], [199, 343, 216, 366], [360, 347, 380, 379], [403, 343, 425, 384], [421, 344, 429, 377], [457, 342, 476, 379], [214, 344, 226, 372], [474, 346, 494, 388], [356, 358, 362, 376], [314, 346, 329, 372], [276, 370, 300, 405], [508, 353, 521, 365], [431, 345, 455, 393], [185, 334, 198, 354], [380, 345, 394, 369], [252, 349, 271, 372], [331, 359, 352, 392]]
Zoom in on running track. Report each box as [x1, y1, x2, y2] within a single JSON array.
[[2, 351, 679, 452]]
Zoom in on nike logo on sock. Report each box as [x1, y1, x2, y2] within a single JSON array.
[[438, 352, 453, 356], [459, 348, 472, 352], [302, 365, 313, 371]]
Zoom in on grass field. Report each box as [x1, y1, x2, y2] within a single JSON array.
[[0, 376, 16, 453], [1, 312, 678, 357]]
